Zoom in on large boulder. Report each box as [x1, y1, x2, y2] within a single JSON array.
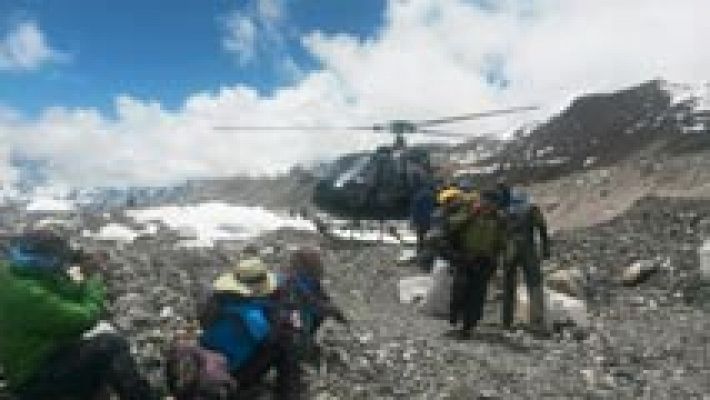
[[546, 267, 585, 297]]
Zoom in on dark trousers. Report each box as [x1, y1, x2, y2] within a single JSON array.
[[415, 227, 433, 271], [14, 333, 154, 400], [502, 249, 544, 329], [232, 335, 303, 400], [450, 256, 497, 332]]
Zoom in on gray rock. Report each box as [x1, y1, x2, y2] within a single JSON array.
[[621, 260, 659, 286]]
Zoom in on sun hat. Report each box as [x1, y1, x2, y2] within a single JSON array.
[[212, 258, 278, 296]]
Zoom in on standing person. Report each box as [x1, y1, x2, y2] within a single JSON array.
[[500, 188, 551, 336], [410, 184, 436, 270], [198, 257, 303, 400], [433, 187, 467, 327], [444, 191, 507, 339], [0, 230, 156, 400]]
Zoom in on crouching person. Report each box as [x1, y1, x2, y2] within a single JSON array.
[[278, 248, 348, 362], [198, 257, 303, 400], [282, 247, 348, 332], [0, 230, 156, 400]]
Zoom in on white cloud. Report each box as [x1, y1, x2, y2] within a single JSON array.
[[0, 0, 707, 188], [256, 0, 285, 25], [222, 11, 258, 65], [222, 0, 290, 65], [0, 20, 67, 72]]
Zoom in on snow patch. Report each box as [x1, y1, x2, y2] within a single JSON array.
[[663, 81, 710, 110], [26, 197, 75, 212], [34, 218, 72, 228], [330, 228, 417, 245], [92, 223, 142, 242], [127, 202, 316, 247]]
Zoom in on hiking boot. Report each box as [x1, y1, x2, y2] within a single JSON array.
[[456, 328, 473, 340], [528, 325, 552, 340], [449, 312, 460, 326]]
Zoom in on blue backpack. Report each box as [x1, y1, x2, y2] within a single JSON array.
[[199, 298, 272, 372]]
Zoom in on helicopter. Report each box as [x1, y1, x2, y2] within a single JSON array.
[[214, 106, 536, 221]]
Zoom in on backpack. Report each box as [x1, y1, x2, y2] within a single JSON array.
[[199, 297, 273, 372], [449, 195, 505, 259], [507, 194, 533, 236], [166, 340, 238, 400], [271, 275, 322, 361]]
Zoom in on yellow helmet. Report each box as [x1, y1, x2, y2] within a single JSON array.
[[437, 187, 463, 205]]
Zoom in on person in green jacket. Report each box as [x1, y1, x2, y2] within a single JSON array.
[[0, 230, 156, 400], [444, 190, 506, 339]]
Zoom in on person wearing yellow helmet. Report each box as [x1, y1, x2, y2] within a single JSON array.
[[443, 190, 507, 339], [437, 187, 463, 205]]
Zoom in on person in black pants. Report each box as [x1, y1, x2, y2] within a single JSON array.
[[14, 333, 155, 400], [444, 191, 506, 339], [458, 257, 498, 335]]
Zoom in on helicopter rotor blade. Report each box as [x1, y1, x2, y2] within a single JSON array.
[[213, 125, 374, 131], [415, 128, 485, 138], [212, 105, 537, 133], [414, 105, 538, 128]]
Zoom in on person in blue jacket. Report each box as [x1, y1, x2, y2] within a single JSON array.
[[278, 247, 348, 363], [198, 257, 302, 400], [410, 183, 436, 270]]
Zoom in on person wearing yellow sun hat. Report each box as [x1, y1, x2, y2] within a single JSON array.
[[198, 257, 303, 400], [212, 257, 279, 297]]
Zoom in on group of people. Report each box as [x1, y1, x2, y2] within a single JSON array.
[[411, 180, 551, 339], [0, 230, 345, 400]]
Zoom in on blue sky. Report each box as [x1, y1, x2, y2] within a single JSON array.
[[0, 0, 385, 117], [0, 0, 705, 187]]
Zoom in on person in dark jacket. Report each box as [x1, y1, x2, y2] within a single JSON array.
[[0, 230, 156, 400], [198, 257, 303, 400], [500, 188, 551, 335], [278, 247, 348, 364], [282, 247, 348, 331], [410, 184, 436, 270]]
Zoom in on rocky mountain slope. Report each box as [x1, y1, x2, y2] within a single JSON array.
[[475, 80, 710, 185]]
